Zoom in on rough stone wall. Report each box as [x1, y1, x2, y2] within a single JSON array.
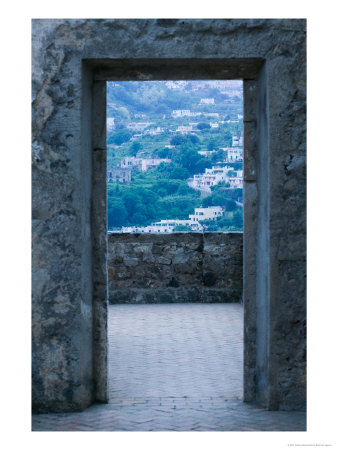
[[32, 19, 306, 413], [32, 21, 95, 413], [108, 233, 243, 304]]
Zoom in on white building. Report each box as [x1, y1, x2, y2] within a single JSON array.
[[232, 134, 244, 146], [200, 98, 215, 104], [121, 206, 225, 233], [120, 157, 142, 169], [130, 133, 143, 140], [122, 218, 202, 234], [189, 166, 234, 190], [227, 148, 243, 162], [107, 168, 131, 184], [204, 167, 228, 185], [120, 207, 225, 233], [171, 109, 191, 118], [171, 110, 202, 118], [140, 158, 171, 171], [229, 177, 243, 188], [177, 125, 193, 133], [189, 206, 224, 222], [197, 150, 217, 156], [151, 219, 196, 233], [203, 112, 219, 118], [232, 136, 240, 146], [107, 117, 115, 132], [147, 127, 165, 136], [126, 122, 153, 131], [121, 157, 171, 171]]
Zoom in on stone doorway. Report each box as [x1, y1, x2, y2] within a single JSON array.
[[104, 78, 246, 405], [32, 20, 306, 415], [89, 60, 264, 407]]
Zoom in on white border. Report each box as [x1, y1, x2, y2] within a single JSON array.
[[1, 1, 338, 449]]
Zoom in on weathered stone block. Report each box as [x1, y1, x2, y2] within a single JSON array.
[[108, 233, 243, 305]]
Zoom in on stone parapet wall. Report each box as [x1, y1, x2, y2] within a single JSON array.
[[108, 232, 243, 303]]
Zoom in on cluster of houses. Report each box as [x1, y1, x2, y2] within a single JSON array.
[[108, 143, 243, 185], [126, 122, 167, 136], [197, 146, 243, 162], [171, 109, 219, 119], [219, 146, 244, 162], [107, 156, 172, 183], [120, 156, 171, 172], [188, 164, 243, 194], [227, 147, 243, 162], [120, 206, 225, 233], [200, 98, 215, 104], [105, 109, 242, 143], [126, 122, 154, 131], [107, 168, 132, 184]]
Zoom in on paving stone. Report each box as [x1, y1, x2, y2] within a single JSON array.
[[32, 304, 306, 431]]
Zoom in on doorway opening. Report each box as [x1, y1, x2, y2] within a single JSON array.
[[105, 79, 244, 404], [89, 58, 265, 409]]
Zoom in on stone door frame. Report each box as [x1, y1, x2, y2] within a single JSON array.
[[85, 58, 267, 405]]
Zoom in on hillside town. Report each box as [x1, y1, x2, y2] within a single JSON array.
[[106, 80, 243, 232], [121, 206, 225, 233]]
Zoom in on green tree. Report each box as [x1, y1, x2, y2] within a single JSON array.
[[207, 139, 217, 151], [155, 179, 180, 195], [225, 199, 237, 211], [232, 209, 243, 229], [155, 161, 175, 175], [205, 222, 218, 231], [108, 198, 128, 228], [175, 146, 202, 175], [188, 134, 200, 145], [154, 147, 172, 158], [121, 190, 142, 217], [197, 122, 211, 130], [211, 149, 226, 162], [224, 130, 232, 147], [131, 212, 147, 226], [108, 129, 132, 145], [129, 141, 142, 156], [169, 167, 190, 180], [202, 196, 213, 207], [177, 183, 192, 195], [195, 158, 212, 173], [170, 135, 188, 146]]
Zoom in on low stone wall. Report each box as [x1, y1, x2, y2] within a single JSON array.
[[108, 232, 243, 303]]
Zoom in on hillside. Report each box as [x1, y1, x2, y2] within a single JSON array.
[[106, 80, 243, 232]]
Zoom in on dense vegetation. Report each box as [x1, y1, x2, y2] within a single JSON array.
[[107, 81, 242, 120], [107, 166, 200, 227], [107, 80, 244, 231]]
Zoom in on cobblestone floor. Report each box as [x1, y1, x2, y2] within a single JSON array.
[[32, 303, 306, 431]]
